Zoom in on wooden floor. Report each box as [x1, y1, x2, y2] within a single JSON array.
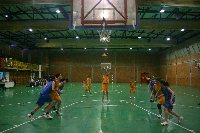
[[0, 83, 200, 133]]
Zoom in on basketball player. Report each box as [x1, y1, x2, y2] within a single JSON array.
[[160, 80, 183, 126], [149, 76, 156, 102], [130, 78, 136, 99], [49, 73, 63, 115], [102, 72, 109, 104], [27, 75, 56, 120], [83, 75, 92, 96], [42, 78, 67, 112], [154, 79, 165, 118]]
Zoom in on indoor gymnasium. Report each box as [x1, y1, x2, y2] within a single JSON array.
[[0, 0, 200, 133]]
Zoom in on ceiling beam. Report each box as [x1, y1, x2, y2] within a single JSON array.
[[140, 19, 200, 30], [0, 20, 68, 31], [16, 6, 33, 19], [0, 19, 199, 31], [0, 0, 70, 5], [36, 38, 172, 49], [0, 0, 199, 7], [138, 0, 200, 7]]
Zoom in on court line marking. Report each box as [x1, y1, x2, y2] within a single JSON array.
[[183, 92, 199, 99], [0, 88, 42, 98], [129, 99, 200, 110], [92, 100, 101, 102], [103, 105, 120, 107], [0, 101, 35, 107], [127, 101, 196, 133], [0, 100, 84, 133]]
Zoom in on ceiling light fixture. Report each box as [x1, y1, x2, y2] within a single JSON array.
[[56, 9, 61, 14], [181, 29, 185, 32], [28, 28, 33, 32], [160, 9, 165, 13], [166, 37, 171, 41]]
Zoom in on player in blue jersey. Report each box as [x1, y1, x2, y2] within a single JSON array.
[[160, 80, 183, 126], [27, 75, 56, 120], [149, 76, 156, 102]]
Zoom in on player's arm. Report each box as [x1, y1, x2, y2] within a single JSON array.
[[52, 81, 56, 91], [148, 81, 150, 90]]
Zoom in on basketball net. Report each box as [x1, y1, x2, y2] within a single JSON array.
[[97, 20, 112, 43], [195, 62, 200, 71]]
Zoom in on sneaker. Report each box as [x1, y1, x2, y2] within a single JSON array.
[[157, 114, 162, 119], [43, 113, 53, 119], [178, 116, 183, 123], [27, 114, 34, 121], [161, 121, 168, 126], [150, 99, 154, 102], [83, 94, 86, 97], [43, 112, 46, 115], [130, 97, 132, 99]]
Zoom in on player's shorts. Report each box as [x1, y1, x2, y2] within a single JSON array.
[[150, 87, 154, 92], [50, 91, 61, 102], [102, 83, 108, 93], [130, 88, 136, 93], [36, 93, 52, 106]]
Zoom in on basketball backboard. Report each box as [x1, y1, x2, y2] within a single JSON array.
[[71, 0, 139, 30], [101, 63, 111, 70]]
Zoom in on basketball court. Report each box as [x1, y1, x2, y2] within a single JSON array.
[[0, 0, 200, 133], [0, 84, 200, 133]]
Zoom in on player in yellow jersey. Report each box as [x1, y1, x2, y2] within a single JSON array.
[[42, 78, 66, 112], [130, 78, 136, 99], [83, 75, 92, 96], [49, 73, 62, 115], [153, 80, 165, 118], [102, 73, 109, 104]]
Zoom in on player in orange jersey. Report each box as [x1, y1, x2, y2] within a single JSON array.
[[102, 73, 109, 104]]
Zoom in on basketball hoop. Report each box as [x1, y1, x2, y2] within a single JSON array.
[[195, 62, 200, 70], [98, 30, 112, 43], [97, 18, 112, 43]]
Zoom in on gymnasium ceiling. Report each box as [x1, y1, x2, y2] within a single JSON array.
[[0, 0, 200, 51]]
